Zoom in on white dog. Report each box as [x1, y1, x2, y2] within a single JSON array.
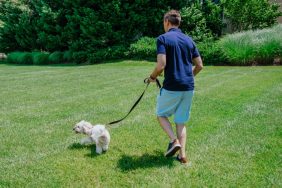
[[73, 120, 110, 154]]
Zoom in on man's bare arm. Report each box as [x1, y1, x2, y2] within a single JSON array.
[[192, 56, 203, 77], [150, 54, 166, 80]]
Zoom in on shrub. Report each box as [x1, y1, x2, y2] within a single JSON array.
[[218, 24, 282, 65], [71, 51, 88, 64], [76, 46, 128, 64], [180, 4, 214, 42], [222, 0, 282, 32], [127, 37, 156, 60], [17, 52, 33, 65], [32, 52, 50, 65], [6, 52, 21, 64], [197, 41, 227, 65], [6, 52, 32, 64], [48, 51, 64, 64], [63, 51, 73, 63]]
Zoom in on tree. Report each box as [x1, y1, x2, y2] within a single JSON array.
[[222, 0, 282, 31]]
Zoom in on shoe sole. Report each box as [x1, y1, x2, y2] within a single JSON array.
[[165, 144, 181, 157], [176, 156, 192, 166]]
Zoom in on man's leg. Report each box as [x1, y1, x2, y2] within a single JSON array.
[[158, 116, 177, 141], [176, 124, 187, 158], [174, 90, 193, 159], [158, 116, 181, 157]]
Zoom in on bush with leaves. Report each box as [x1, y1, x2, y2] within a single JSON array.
[[48, 51, 64, 64], [1, 0, 281, 64], [0, 0, 218, 62], [63, 51, 73, 63], [180, 4, 214, 43], [197, 41, 227, 65], [222, 0, 282, 32], [32, 52, 50, 65], [127, 37, 156, 60]]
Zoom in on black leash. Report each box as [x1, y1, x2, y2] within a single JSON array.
[[107, 78, 161, 126]]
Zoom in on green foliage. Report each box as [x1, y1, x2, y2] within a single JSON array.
[[71, 51, 88, 64], [63, 51, 73, 62], [48, 51, 64, 64], [0, 1, 24, 52], [222, 0, 282, 31], [7, 52, 32, 65], [202, 0, 224, 37], [127, 37, 156, 59], [0, 0, 222, 63], [32, 52, 50, 65], [6, 52, 21, 64], [197, 41, 227, 65], [17, 52, 33, 65], [218, 24, 282, 65], [180, 4, 214, 42], [71, 45, 127, 64], [1, 0, 281, 64]]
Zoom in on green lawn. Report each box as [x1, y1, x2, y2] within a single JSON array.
[[0, 61, 281, 187]]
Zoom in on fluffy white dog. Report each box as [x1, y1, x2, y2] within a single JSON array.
[[73, 120, 110, 154]]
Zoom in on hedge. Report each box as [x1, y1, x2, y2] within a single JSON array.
[[127, 24, 282, 66]]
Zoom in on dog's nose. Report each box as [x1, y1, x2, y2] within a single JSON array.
[[73, 128, 75, 130]]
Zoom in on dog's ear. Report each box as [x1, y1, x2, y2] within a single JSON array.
[[82, 125, 89, 134], [84, 122, 92, 129]]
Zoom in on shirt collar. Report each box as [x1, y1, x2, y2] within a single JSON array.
[[168, 27, 181, 32]]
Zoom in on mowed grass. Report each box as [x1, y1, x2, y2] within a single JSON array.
[[0, 61, 281, 187]]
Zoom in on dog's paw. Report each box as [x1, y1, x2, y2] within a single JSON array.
[[80, 141, 86, 145], [102, 145, 109, 151], [96, 146, 103, 154]]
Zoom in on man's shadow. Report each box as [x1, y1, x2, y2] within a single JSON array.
[[117, 150, 175, 172], [69, 144, 176, 168]]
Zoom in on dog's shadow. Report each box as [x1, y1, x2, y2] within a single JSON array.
[[68, 143, 100, 157], [117, 150, 175, 172]]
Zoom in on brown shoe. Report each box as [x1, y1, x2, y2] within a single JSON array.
[[176, 155, 192, 166], [164, 139, 181, 157]]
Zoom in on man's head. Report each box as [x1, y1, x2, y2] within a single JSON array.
[[163, 10, 181, 32]]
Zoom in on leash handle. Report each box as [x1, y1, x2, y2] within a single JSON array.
[[144, 78, 162, 89]]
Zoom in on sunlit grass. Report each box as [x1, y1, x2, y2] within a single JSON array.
[[0, 61, 281, 187]]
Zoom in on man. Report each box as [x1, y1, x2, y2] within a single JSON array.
[[148, 10, 203, 164]]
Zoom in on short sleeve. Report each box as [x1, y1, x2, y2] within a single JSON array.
[[157, 37, 166, 55], [192, 42, 200, 58]]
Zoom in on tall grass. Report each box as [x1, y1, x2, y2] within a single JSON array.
[[219, 24, 282, 65]]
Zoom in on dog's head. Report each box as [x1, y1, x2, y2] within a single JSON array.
[[73, 120, 93, 134]]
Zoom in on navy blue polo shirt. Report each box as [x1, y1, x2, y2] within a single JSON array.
[[157, 28, 200, 91]]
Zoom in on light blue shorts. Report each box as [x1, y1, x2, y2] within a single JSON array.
[[156, 88, 194, 124]]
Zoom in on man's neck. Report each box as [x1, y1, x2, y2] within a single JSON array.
[[167, 26, 178, 31]]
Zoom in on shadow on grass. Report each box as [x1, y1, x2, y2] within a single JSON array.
[[117, 150, 175, 172], [68, 142, 100, 158]]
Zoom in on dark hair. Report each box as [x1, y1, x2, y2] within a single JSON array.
[[164, 10, 181, 26]]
